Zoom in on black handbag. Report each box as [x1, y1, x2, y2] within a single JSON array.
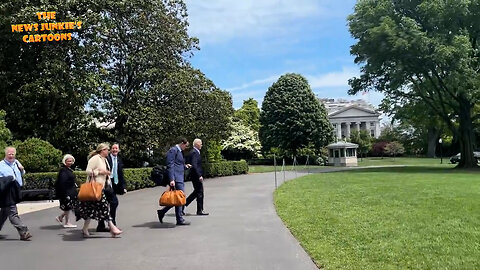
[[103, 182, 115, 200]]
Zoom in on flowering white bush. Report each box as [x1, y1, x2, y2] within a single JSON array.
[[221, 120, 261, 159]]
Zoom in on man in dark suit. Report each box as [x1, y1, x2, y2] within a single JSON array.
[[184, 138, 208, 216], [97, 143, 127, 232], [157, 137, 191, 225]]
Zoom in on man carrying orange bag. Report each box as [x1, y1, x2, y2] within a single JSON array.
[[157, 137, 191, 226]]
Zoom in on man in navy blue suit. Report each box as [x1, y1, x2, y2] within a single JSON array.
[[157, 137, 191, 225], [184, 138, 208, 216]]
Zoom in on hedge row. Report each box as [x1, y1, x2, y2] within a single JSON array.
[[203, 160, 248, 177], [23, 160, 248, 195]]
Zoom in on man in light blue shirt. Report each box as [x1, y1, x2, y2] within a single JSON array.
[[0, 146, 32, 240]]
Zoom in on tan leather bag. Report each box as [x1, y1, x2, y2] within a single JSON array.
[[159, 186, 186, 207], [78, 178, 103, 202]]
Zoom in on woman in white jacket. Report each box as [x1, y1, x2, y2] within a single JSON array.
[[75, 143, 122, 238]]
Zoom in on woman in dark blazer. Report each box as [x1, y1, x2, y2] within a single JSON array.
[[55, 154, 78, 228]]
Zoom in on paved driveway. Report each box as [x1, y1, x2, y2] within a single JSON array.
[[0, 171, 318, 270]]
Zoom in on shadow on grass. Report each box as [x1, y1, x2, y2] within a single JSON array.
[[305, 166, 479, 175]]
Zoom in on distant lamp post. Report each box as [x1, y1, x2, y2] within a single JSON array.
[[438, 138, 443, 164]]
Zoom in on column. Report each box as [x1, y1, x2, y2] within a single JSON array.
[[375, 121, 381, 138], [366, 121, 371, 136], [336, 123, 342, 139], [346, 122, 351, 139], [356, 122, 360, 132]]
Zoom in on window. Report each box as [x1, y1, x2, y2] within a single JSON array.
[[340, 149, 345, 157]]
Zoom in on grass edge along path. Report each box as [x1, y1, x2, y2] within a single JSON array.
[[274, 166, 480, 269], [249, 157, 456, 173]]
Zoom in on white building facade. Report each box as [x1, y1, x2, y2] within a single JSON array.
[[320, 99, 381, 140]]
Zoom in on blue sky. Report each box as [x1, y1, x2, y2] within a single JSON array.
[[184, 0, 384, 109]]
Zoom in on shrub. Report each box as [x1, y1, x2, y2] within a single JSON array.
[[22, 161, 248, 199], [372, 141, 388, 156], [204, 160, 248, 178], [15, 138, 62, 172], [384, 141, 405, 159]]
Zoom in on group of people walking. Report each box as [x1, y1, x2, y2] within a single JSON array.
[[0, 137, 208, 240]]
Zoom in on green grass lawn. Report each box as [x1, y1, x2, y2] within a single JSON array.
[[274, 167, 480, 269], [248, 157, 455, 173]]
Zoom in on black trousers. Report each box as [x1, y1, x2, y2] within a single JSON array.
[[97, 190, 118, 229], [185, 179, 204, 213]]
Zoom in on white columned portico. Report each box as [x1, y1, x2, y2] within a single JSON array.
[[375, 121, 380, 138], [346, 122, 351, 139], [366, 121, 371, 136]]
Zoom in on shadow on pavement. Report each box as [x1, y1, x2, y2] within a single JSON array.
[[40, 225, 63, 230], [132, 221, 176, 229]]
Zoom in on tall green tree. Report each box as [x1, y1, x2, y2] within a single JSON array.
[[0, 110, 12, 151], [348, 0, 480, 168], [0, 110, 12, 143], [259, 73, 334, 155], [117, 66, 233, 166], [234, 98, 260, 132], [349, 129, 372, 159], [387, 99, 447, 157], [0, 1, 100, 151], [87, 0, 199, 141]]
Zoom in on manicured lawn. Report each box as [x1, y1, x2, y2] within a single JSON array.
[[274, 167, 480, 269], [248, 164, 324, 173], [357, 157, 455, 167], [249, 157, 455, 173]]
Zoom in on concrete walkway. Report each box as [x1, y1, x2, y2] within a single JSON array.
[[0, 171, 318, 270]]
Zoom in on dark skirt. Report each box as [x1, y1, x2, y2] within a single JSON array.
[[75, 193, 111, 222], [59, 196, 76, 211]]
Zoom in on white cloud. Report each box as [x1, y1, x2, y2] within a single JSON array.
[[226, 66, 385, 109], [227, 75, 280, 92], [185, 0, 343, 44], [307, 66, 359, 88]]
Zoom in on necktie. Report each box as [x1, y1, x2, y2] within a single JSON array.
[[113, 156, 118, 184]]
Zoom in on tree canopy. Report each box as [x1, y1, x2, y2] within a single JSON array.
[[348, 0, 480, 167], [1, 0, 233, 167], [349, 129, 372, 159], [259, 73, 333, 155], [234, 98, 260, 132]]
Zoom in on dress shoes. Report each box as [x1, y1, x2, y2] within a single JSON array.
[[196, 211, 209, 216], [157, 209, 165, 224], [96, 227, 110, 232], [176, 220, 191, 226], [20, 232, 32, 241]]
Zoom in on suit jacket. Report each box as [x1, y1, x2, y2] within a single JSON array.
[[188, 148, 203, 181], [107, 154, 126, 195], [86, 154, 110, 187], [166, 145, 185, 183], [0, 176, 21, 207]]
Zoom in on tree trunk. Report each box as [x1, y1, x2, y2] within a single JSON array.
[[457, 99, 477, 168], [426, 127, 439, 158]]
